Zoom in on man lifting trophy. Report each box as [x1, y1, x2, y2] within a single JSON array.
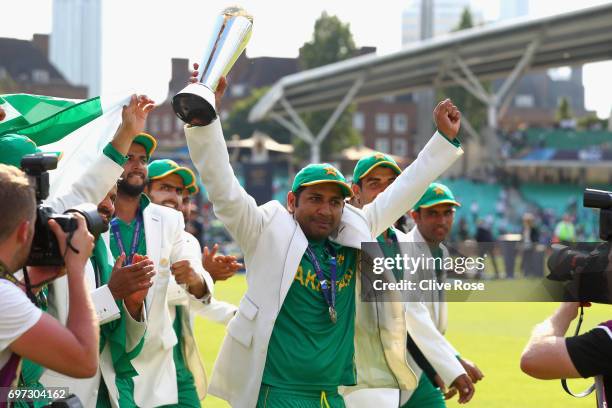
[[172, 6, 253, 126]]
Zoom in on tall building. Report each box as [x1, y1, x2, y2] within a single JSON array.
[[500, 0, 529, 20], [401, 0, 483, 45], [50, 0, 102, 97], [401, 0, 484, 156]]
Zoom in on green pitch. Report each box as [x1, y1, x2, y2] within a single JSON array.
[[194, 275, 609, 407]]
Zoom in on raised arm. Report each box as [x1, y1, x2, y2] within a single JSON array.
[[363, 100, 463, 237], [48, 95, 155, 212], [184, 119, 268, 255]]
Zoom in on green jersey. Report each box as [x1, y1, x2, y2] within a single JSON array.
[[263, 239, 358, 391], [109, 195, 149, 261]]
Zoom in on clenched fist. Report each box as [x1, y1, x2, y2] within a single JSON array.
[[434, 99, 461, 139]]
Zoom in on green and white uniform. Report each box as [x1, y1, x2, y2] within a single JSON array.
[[400, 243, 446, 408], [258, 239, 358, 408], [108, 194, 200, 408]]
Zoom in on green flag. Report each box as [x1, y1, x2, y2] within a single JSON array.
[[0, 93, 130, 197]]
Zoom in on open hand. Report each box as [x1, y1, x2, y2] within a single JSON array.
[[108, 253, 155, 301], [120, 94, 155, 137], [203, 243, 243, 282]]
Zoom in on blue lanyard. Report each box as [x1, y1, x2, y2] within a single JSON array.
[[305, 242, 337, 324], [110, 212, 143, 266]]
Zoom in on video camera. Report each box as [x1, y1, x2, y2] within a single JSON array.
[[21, 153, 108, 266], [547, 188, 612, 304]]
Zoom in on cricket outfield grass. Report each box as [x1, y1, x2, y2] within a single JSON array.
[[194, 274, 609, 407]]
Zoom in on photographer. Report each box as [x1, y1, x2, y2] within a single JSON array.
[[0, 165, 98, 393], [521, 302, 611, 404]]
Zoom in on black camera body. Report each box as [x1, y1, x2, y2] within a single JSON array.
[[547, 188, 612, 303], [21, 153, 107, 266]]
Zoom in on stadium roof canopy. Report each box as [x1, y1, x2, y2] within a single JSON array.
[[250, 3, 612, 121]]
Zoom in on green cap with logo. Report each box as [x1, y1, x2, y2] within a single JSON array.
[[0, 134, 62, 168], [353, 152, 402, 182], [134, 133, 157, 160], [413, 182, 461, 210], [292, 163, 353, 198], [148, 159, 196, 190]]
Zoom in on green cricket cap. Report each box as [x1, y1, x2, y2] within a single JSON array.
[[292, 163, 353, 198], [133, 133, 157, 159], [353, 152, 402, 182], [413, 182, 461, 210], [0, 134, 62, 168], [148, 159, 196, 189]]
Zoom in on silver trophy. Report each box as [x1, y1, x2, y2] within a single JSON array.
[[172, 6, 253, 126]]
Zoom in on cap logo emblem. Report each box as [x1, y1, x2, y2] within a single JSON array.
[[324, 167, 337, 176]]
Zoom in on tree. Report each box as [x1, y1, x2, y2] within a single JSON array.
[[457, 6, 473, 28], [300, 12, 357, 69], [556, 97, 573, 121], [224, 87, 291, 144], [294, 12, 362, 162], [577, 113, 606, 130], [437, 7, 488, 137]]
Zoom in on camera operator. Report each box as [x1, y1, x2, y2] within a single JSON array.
[[520, 302, 611, 405], [0, 165, 98, 394]]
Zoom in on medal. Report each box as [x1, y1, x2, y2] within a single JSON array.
[[329, 306, 337, 324], [110, 210, 143, 266], [306, 243, 338, 324]]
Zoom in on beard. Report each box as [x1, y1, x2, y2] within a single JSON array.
[[117, 177, 146, 197]]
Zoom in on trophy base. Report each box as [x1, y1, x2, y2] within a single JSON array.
[[172, 83, 217, 126]]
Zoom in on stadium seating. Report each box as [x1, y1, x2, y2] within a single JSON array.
[[524, 129, 612, 150]]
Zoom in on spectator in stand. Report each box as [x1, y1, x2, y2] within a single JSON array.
[[470, 200, 479, 223], [475, 219, 500, 279], [457, 217, 470, 241]]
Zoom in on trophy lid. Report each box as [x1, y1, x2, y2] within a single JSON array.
[[222, 6, 253, 23]]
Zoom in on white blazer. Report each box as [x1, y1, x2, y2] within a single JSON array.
[[405, 226, 451, 334], [185, 118, 463, 408], [163, 230, 238, 404], [130, 205, 215, 408], [344, 226, 465, 407]]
